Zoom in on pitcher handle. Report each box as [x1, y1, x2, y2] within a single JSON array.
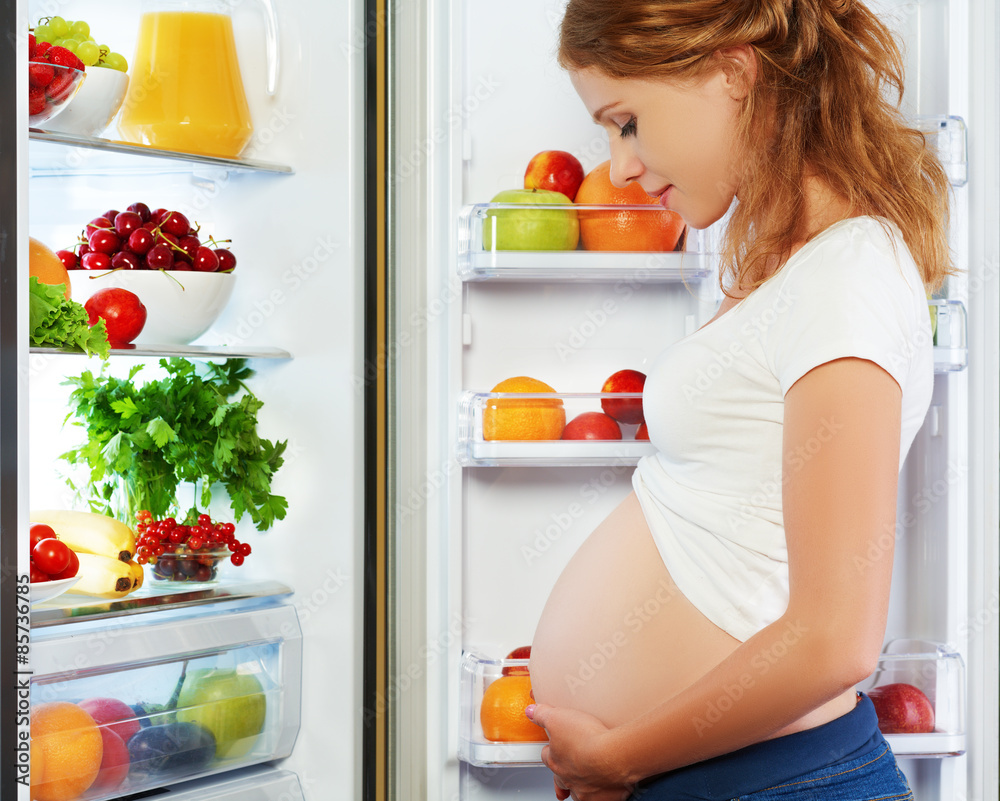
[[260, 0, 279, 95]]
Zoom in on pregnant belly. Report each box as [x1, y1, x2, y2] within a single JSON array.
[[529, 491, 742, 728]]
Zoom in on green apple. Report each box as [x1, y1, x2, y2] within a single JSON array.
[[175, 668, 267, 760], [484, 188, 579, 251]]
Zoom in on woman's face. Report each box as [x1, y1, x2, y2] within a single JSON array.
[[570, 65, 747, 230]]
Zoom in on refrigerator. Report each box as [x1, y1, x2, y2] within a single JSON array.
[[388, 1, 998, 801], [0, 1, 996, 801]]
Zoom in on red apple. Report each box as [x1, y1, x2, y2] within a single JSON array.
[[78, 696, 142, 743], [524, 150, 586, 201], [562, 411, 623, 440], [636, 422, 649, 441], [502, 646, 531, 676], [868, 683, 935, 734], [89, 726, 130, 793], [601, 369, 646, 425], [84, 288, 147, 348]]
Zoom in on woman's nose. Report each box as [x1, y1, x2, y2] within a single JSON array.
[[608, 143, 644, 189]]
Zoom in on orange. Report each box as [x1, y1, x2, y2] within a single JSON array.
[[29, 237, 71, 300], [574, 161, 686, 251], [30, 702, 103, 801], [482, 376, 566, 441], [480, 675, 548, 742]]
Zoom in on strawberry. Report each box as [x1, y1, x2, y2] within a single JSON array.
[[28, 85, 47, 117], [46, 70, 76, 102], [28, 62, 54, 89], [35, 41, 52, 58], [46, 46, 76, 69], [28, 33, 36, 59]]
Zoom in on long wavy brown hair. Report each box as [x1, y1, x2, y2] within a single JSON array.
[[559, 0, 953, 292]]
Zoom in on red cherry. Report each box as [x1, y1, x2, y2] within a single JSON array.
[[151, 208, 169, 225], [111, 252, 141, 271], [86, 217, 114, 238], [160, 211, 190, 236], [177, 235, 201, 263], [214, 248, 237, 272], [102, 210, 121, 224], [193, 246, 220, 272], [88, 228, 121, 255], [145, 244, 174, 270], [154, 230, 180, 250], [81, 251, 112, 271], [56, 249, 78, 270], [126, 228, 155, 256], [113, 211, 143, 238], [127, 202, 152, 223]]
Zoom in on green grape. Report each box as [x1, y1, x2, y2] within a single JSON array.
[[104, 52, 128, 72], [33, 24, 52, 43], [77, 41, 100, 66], [48, 16, 69, 39], [70, 20, 90, 39], [53, 37, 79, 54]]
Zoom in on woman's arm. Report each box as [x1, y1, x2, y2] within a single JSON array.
[[530, 357, 903, 799]]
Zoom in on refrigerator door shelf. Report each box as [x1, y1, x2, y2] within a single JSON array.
[[459, 204, 714, 282], [124, 765, 305, 800], [912, 115, 968, 187], [458, 391, 656, 467], [29, 344, 293, 360], [459, 652, 548, 768], [856, 639, 966, 758], [930, 299, 968, 372]]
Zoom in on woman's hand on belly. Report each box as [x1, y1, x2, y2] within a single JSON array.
[[527, 703, 632, 801]]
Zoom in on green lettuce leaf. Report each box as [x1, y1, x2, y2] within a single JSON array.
[[29, 276, 111, 359]]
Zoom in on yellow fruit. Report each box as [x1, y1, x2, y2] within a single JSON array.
[[30, 510, 136, 563], [29, 238, 71, 300], [480, 675, 548, 742], [30, 702, 103, 801], [483, 376, 565, 441], [73, 553, 138, 598]]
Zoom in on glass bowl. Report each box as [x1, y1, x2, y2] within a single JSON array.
[[29, 63, 86, 126], [147, 548, 230, 586], [44, 66, 129, 137]]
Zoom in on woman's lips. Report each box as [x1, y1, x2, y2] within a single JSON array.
[[657, 186, 674, 207]]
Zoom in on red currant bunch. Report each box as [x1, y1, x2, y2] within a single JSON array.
[[134, 510, 252, 583]]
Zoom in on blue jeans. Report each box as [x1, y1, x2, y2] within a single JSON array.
[[630, 694, 913, 800]]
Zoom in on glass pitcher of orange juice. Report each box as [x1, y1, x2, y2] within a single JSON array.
[[118, 0, 278, 159]]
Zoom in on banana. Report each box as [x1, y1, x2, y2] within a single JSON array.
[[73, 553, 138, 599], [31, 510, 136, 563], [128, 559, 145, 591]]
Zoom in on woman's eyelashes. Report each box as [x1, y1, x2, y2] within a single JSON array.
[[619, 116, 637, 138]]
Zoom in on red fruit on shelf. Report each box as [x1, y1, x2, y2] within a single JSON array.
[[81, 251, 112, 271], [50, 548, 80, 580], [127, 202, 152, 223], [561, 411, 623, 440], [127, 227, 155, 256], [78, 697, 142, 745], [502, 646, 532, 676], [635, 422, 649, 441], [193, 246, 220, 272], [32, 538, 71, 576], [111, 251, 142, 271], [102, 209, 121, 223], [145, 243, 174, 270], [28, 85, 46, 116], [35, 41, 52, 58], [84, 288, 147, 347], [601, 369, 647, 425], [215, 248, 237, 272], [46, 45, 78, 69], [86, 216, 114, 237], [177, 234, 201, 263], [30, 564, 50, 583], [113, 211, 143, 238], [88, 228, 121, 255], [28, 33, 36, 59], [89, 727, 130, 793], [46, 69, 79, 101], [524, 150, 586, 201], [29, 523, 58, 550], [28, 62, 55, 88], [868, 683, 935, 734], [161, 211, 191, 236]]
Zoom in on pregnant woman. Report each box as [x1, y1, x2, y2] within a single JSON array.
[[526, 2, 952, 800]]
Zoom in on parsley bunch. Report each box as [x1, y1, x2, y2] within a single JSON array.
[[61, 358, 288, 531]]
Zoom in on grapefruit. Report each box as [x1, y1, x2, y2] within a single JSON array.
[[29, 237, 71, 300], [575, 161, 686, 252], [480, 675, 548, 742], [483, 376, 565, 441]]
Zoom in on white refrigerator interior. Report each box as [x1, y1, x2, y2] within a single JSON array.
[[24, 0, 367, 798], [399, 0, 998, 799]]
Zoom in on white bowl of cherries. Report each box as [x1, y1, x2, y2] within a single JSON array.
[[64, 202, 238, 346]]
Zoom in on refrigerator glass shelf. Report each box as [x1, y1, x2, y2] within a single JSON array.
[[930, 299, 967, 372], [912, 115, 968, 187], [28, 130, 293, 177], [458, 391, 655, 466], [30, 344, 292, 360], [856, 638, 966, 758], [459, 652, 548, 767], [458, 203, 714, 282]]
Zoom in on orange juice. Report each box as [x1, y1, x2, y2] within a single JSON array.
[[118, 12, 254, 159]]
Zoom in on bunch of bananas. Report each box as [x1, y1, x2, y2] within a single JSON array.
[[31, 510, 142, 598]]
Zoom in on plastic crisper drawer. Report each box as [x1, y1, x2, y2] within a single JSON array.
[[459, 652, 546, 767], [30, 602, 302, 800], [458, 203, 714, 282], [856, 639, 965, 757], [458, 391, 656, 467]]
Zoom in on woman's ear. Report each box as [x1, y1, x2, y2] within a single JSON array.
[[714, 45, 758, 100]]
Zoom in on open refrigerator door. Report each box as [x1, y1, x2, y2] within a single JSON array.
[[389, 1, 999, 800]]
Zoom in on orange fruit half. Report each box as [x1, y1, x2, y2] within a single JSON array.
[[482, 376, 566, 441], [575, 161, 686, 252], [480, 675, 548, 742], [29, 237, 71, 300]]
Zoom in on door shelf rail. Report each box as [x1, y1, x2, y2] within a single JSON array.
[[930, 299, 967, 372]]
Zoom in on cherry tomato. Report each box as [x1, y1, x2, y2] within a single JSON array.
[[30, 564, 50, 583], [29, 523, 58, 550], [31, 538, 71, 576], [50, 548, 79, 580]]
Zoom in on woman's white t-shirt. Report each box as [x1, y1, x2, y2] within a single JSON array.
[[632, 216, 934, 642]]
